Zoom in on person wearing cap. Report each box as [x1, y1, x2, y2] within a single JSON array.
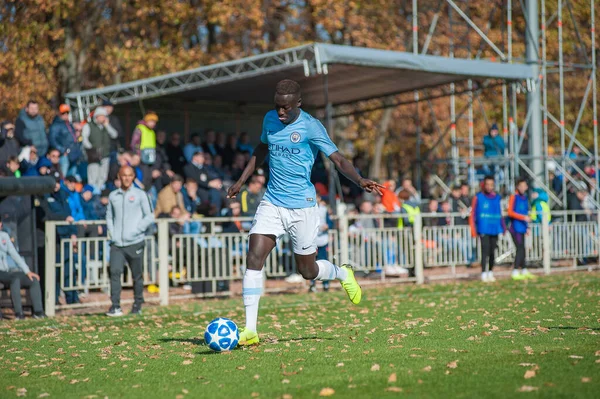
[[0, 215, 46, 319], [82, 106, 118, 192], [130, 111, 158, 165], [0, 121, 21, 165], [49, 104, 81, 178]]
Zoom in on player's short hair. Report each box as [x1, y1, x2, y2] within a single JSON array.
[[26, 99, 38, 107], [275, 79, 301, 96], [516, 177, 527, 186], [483, 175, 495, 182]]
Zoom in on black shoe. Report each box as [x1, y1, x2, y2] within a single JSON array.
[[106, 306, 123, 317], [130, 304, 142, 315], [14, 313, 25, 320], [33, 312, 47, 319]]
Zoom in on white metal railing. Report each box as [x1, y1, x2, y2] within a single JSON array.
[[43, 210, 599, 316]]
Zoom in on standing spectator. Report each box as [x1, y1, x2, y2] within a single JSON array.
[[380, 180, 401, 213], [215, 132, 228, 160], [184, 151, 223, 210], [450, 184, 474, 267], [449, 185, 470, 226], [239, 175, 264, 216], [155, 130, 170, 168], [166, 132, 186, 176], [397, 190, 420, 229], [49, 104, 81, 178], [423, 199, 444, 227], [19, 146, 40, 176], [398, 177, 421, 204], [106, 166, 154, 317], [182, 179, 203, 234], [154, 175, 186, 218], [15, 100, 48, 157], [202, 129, 218, 156], [82, 107, 118, 192], [131, 111, 158, 165], [460, 182, 472, 209], [101, 100, 123, 158], [0, 122, 21, 165], [530, 188, 551, 224], [81, 185, 106, 226], [507, 178, 533, 280], [0, 216, 45, 319], [221, 201, 244, 233], [470, 175, 505, 282], [44, 147, 63, 181], [63, 176, 86, 222], [183, 132, 203, 163], [221, 133, 238, 168]]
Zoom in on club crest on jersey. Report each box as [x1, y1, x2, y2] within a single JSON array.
[[290, 132, 301, 143], [129, 196, 135, 202]]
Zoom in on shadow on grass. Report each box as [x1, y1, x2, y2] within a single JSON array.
[[159, 338, 206, 345], [272, 336, 335, 343], [546, 326, 600, 331]]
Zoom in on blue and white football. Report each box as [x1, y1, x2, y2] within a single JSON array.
[[204, 317, 239, 352]]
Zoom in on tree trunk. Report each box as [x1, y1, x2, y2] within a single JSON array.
[[369, 101, 394, 180]]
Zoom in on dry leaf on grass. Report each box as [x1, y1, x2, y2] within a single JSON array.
[[182, 360, 193, 365], [447, 360, 458, 369], [319, 388, 335, 396], [38, 394, 50, 398], [569, 355, 583, 359], [17, 388, 27, 397], [388, 373, 397, 383], [386, 387, 402, 392], [524, 370, 536, 379], [371, 364, 380, 371], [251, 393, 259, 398], [581, 377, 591, 383], [422, 366, 432, 372], [336, 363, 344, 367], [282, 395, 293, 399], [517, 385, 538, 392]]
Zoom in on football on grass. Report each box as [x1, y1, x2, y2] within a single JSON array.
[[204, 317, 239, 352]]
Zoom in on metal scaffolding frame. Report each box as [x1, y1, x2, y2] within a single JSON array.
[[401, 0, 597, 209]]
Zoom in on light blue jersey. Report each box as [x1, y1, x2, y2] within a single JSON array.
[[260, 109, 338, 209]]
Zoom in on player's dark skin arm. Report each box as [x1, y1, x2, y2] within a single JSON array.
[[328, 151, 384, 195]]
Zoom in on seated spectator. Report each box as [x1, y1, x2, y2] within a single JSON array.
[[221, 201, 244, 233], [0, 215, 45, 319], [19, 146, 39, 176], [184, 151, 223, 210], [239, 175, 264, 216], [449, 185, 470, 225], [202, 129, 219, 156], [215, 131, 227, 160], [5, 156, 21, 178], [439, 200, 452, 226], [483, 123, 505, 157], [183, 132, 203, 163], [62, 176, 86, 222], [230, 152, 246, 182], [237, 132, 254, 153], [423, 199, 444, 227], [0, 122, 20, 165], [81, 185, 106, 234], [181, 179, 203, 234], [397, 190, 420, 229], [222, 133, 238, 168], [154, 175, 186, 218], [204, 152, 227, 181], [380, 180, 401, 213], [530, 188, 551, 224]]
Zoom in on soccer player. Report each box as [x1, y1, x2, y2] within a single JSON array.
[[227, 79, 384, 345]]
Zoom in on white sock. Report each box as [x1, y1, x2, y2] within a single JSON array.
[[522, 268, 529, 274], [315, 259, 348, 282], [242, 269, 263, 333]]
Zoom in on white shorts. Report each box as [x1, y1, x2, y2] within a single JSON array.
[[249, 200, 319, 255]]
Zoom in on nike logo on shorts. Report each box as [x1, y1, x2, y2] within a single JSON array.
[[302, 246, 311, 250], [135, 249, 143, 254]]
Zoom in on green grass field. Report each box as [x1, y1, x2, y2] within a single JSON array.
[[1, 272, 599, 398]]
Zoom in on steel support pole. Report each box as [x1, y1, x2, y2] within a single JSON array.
[[558, 0, 567, 210], [525, 0, 543, 183], [591, 0, 598, 205], [323, 72, 337, 212], [413, 0, 422, 192], [468, 80, 475, 184], [541, 0, 550, 192]]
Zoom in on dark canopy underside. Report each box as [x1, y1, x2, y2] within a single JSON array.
[[66, 43, 534, 111]]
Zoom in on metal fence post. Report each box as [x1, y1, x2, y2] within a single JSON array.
[[542, 212, 551, 275], [339, 214, 349, 265], [157, 219, 169, 306], [44, 221, 57, 317], [413, 213, 424, 284]]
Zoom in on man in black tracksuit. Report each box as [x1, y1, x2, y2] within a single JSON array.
[[106, 166, 154, 316]]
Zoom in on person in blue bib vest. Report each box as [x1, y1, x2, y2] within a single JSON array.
[[507, 178, 535, 280], [469, 176, 506, 282]]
